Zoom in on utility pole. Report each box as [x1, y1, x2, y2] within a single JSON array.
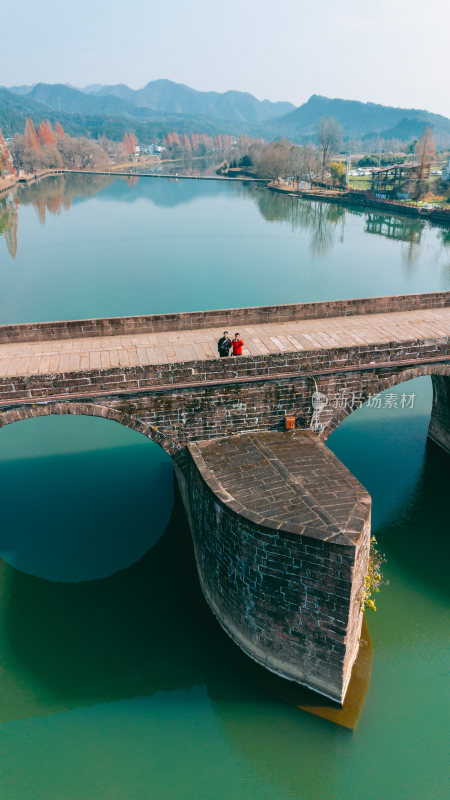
[[345, 152, 351, 189]]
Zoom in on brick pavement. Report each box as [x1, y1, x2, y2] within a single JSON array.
[[0, 306, 449, 378]]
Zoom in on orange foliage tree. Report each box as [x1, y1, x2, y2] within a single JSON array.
[[181, 133, 192, 151], [24, 118, 41, 151], [122, 132, 138, 155], [54, 121, 65, 139], [37, 120, 57, 147]]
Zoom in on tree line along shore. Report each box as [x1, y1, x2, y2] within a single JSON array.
[[1, 115, 449, 217]]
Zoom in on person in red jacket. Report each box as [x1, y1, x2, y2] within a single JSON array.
[[230, 332, 245, 355]]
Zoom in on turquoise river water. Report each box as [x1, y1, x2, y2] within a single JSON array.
[[0, 175, 448, 799]]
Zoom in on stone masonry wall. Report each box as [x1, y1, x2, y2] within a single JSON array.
[[175, 441, 371, 704], [428, 375, 450, 454], [0, 354, 448, 456], [0, 291, 448, 344]]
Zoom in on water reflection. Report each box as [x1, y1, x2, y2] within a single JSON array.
[[17, 173, 112, 224], [1, 173, 448, 265], [365, 212, 426, 266], [0, 194, 18, 258], [132, 154, 221, 177], [365, 213, 425, 244], [254, 189, 349, 255], [0, 174, 112, 257], [440, 227, 450, 246]]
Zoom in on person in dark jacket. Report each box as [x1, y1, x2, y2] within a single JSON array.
[[218, 331, 232, 357]]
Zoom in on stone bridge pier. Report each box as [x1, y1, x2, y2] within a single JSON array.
[[175, 432, 371, 704], [0, 292, 448, 704]]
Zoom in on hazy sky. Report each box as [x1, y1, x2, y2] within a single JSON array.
[[2, 0, 449, 116]]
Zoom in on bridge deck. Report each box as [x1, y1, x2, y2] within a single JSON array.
[[0, 307, 449, 378]]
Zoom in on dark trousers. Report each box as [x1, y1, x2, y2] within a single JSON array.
[[219, 351, 229, 357]]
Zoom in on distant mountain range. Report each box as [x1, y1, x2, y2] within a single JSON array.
[[266, 94, 450, 141], [0, 80, 294, 132], [0, 84, 227, 142], [1, 79, 449, 144], [83, 79, 296, 123]]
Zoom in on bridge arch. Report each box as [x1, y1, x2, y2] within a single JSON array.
[[0, 400, 180, 456], [321, 364, 450, 442]]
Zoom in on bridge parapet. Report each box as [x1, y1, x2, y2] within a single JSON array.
[[0, 291, 448, 344]]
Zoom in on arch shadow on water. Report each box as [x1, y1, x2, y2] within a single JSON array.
[[1, 485, 207, 722], [326, 375, 449, 599], [371, 437, 449, 599]]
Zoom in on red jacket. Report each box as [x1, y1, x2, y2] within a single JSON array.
[[231, 338, 244, 355]]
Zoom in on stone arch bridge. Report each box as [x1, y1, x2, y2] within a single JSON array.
[[1, 291, 449, 704]]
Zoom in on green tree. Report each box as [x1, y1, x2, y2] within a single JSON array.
[[329, 160, 346, 186], [239, 154, 253, 167], [357, 155, 378, 167]]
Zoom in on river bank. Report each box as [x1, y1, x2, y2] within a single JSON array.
[[267, 181, 450, 226], [0, 168, 66, 200], [3, 168, 449, 225]]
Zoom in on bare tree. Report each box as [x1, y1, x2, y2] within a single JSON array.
[[9, 134, 25, 171], [415, 125, 435, 180], [317, 117, 342, 180], [10, 134, 62, 172], [288, 145, 302, 183], [248, 140, 265, 166], [256, 141, 290, 180], [57, 137, 109, 170], [299, 144, 318, 182]]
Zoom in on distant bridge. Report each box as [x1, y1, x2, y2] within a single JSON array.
[[63, 169, 267, 182], [1, 291, 448, 703]]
